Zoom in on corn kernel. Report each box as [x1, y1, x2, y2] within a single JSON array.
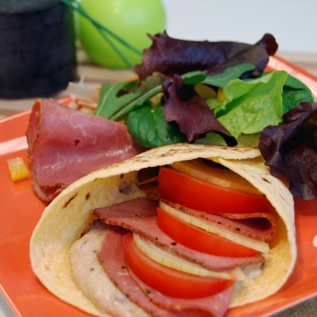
[[217, 88, 226, 102], [7, 157, 30, 182]]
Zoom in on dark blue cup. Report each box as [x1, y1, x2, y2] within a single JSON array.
[[0, 0, 78, 98]]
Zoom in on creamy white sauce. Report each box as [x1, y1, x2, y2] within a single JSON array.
[[241, 263, 263, 279], [69, 228, 150, 317]]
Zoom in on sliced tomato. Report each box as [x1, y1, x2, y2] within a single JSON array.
[[158, 166, 271, 214], [122, 233, 232, 299], [157, 207, 259, 257]]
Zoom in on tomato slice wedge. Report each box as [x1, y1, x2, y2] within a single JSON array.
[[158, 166, 271, 214], [157, 206, 259, 257], [122, 233, 232, 299]]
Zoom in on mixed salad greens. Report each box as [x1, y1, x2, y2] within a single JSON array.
[[94, 32, 316, 200]]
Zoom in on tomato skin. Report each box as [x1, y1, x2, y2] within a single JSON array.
[[157, 207, 258, 257], [122, 233, 232, 299], [158, 167, 271, 214]]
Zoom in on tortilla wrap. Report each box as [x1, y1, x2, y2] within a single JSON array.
[[29, 143, 296, 315]]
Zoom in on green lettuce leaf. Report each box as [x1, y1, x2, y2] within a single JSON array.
[[127, 104, 186, 148], [211, 70, 288, 139], [282, 73, 313, 113]]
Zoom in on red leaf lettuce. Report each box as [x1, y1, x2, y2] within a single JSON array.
[[162, 74, 237, 145], [133, 32, 278, 81], [259, 102, 317, 200]]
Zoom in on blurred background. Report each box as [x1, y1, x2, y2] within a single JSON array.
[[159, 0, 317, 77], [75, 0, 317, 75], [162, 0, 317, 53], [0, 0, 316, 113]]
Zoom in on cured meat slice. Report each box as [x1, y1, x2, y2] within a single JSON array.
[[167, 202, 277, 242], [129, 270, 234, 317], [98, 227, 182, 317], [94, 198, 264, 271], [98, 227, 234, 317], [26, 99, 138, 203]]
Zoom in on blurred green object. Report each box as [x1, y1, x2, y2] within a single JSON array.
[[75, 0, 166, 69]]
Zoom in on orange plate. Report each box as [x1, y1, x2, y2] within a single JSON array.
[[1, 57, 317, 317]]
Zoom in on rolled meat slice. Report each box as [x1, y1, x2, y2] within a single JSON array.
[[26, 99, 138, 203]]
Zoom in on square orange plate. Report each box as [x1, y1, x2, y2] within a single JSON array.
[[1, 56, 317, 317]]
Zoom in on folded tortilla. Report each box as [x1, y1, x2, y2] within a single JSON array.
[[29, 143, 296, 315]]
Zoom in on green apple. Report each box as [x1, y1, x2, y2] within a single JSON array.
[[76, 0, 166, 69]]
